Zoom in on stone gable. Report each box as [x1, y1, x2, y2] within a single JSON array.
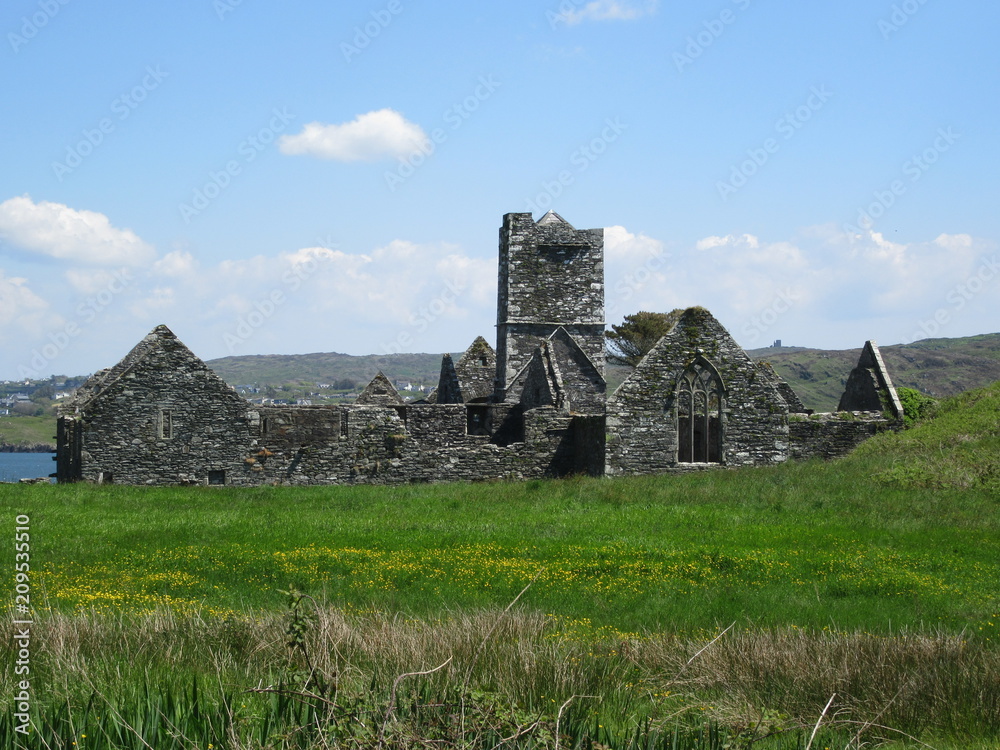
[[606, 307, 791, 476]]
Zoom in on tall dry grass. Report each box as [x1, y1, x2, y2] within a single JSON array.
[[5, 606, 998, 748]]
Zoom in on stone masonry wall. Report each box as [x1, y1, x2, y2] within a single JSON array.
[[72, 373, 593, 485], [496, 212, 605, 398], [607, 308, 789, 477], [789, 412, 899, 460]]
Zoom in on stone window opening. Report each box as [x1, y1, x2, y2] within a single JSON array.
[[159, 409, 173, 440], [466, 405, 490, 436], [208, 469, 226, 485], [675, 362, 724, 464]]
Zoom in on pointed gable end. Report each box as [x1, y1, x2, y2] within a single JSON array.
[[433, 354, 462, 405], [536, 210, 574, 229], [64, 324, 240, 413], [455, 336, 496, 402], [545, 326, 605, 413], [606, 307, 791, 475], [356, 371, 405, 406], [837, 340, 903, 418], [519, 342, 563, 410]]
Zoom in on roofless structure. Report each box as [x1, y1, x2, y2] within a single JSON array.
[[56, 212, 901, 485]]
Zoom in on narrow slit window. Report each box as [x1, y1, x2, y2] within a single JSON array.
[[159, 409, 173, 440]]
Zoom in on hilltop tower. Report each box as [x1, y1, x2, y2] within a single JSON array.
[[494, 212, 605, 402]]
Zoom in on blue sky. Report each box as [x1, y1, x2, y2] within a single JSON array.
[[2, 0, 998, 381]]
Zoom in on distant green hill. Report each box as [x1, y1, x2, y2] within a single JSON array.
[[748, 333, 1000, 412], [0, 414, 55, 449], [202, 333, 1000, 411], [205, 351, 450, 390]]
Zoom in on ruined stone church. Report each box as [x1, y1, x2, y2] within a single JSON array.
[[56, 212, 902, 485]]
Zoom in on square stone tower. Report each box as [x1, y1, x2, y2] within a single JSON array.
[[495, 211, 605, 401]]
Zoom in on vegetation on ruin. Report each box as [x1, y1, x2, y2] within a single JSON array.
[[2, 381, 999, 748], [895, 386, 938, 427]]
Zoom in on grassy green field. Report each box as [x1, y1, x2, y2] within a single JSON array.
[[1, 382, 998, 748], [7, 460, 999, 636]]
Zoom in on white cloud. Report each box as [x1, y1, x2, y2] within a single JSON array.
[[561, 0, 658, 25], [153, 250, 198, 278], [278, 109, 429, 162], [120, 237, 498, 360], [4, 217, 996, 379], [605, 225, 666, 260], [0, 195, 155, 266], [64, 268, 123, 295], [604, 225, 675, 318], [0, 270, 62, 347], [696, 233, 761, 251]]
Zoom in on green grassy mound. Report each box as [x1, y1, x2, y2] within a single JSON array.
[[854, 379, 1000, 490]]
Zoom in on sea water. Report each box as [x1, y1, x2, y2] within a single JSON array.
[[0, 453, 56, 483]]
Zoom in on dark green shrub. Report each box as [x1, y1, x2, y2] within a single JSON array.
[[896, 387, 937, 427]]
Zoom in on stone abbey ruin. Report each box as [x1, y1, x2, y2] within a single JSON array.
[[56, 212, 903, 486]]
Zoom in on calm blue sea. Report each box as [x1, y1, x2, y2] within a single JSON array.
[[0, 453, 56, 483]]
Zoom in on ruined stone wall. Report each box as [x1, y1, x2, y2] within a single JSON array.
[[606, 308, 789, 477], [789, 412, 899, 460], [496, 213, 605, 398], [76, 386, 591, 486]]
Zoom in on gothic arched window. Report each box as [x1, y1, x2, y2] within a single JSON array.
[[675, 362, 724, 463]]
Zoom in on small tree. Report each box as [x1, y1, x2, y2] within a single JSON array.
[[605, 311, 674, 367]]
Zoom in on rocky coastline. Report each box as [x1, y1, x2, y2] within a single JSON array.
[[0, 442, 55, 453]]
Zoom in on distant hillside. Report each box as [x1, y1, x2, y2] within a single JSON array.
[[204, 333, 1000, 411], [748, 333, 1000, 412], [206, 351, 450, 389]]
